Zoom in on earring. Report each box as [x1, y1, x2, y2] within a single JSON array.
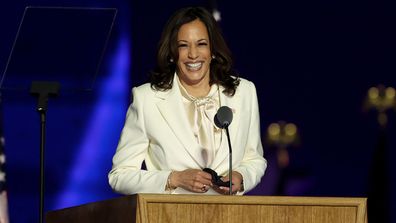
[[169, 58, 174, 63], [212, 55, 216, 59]]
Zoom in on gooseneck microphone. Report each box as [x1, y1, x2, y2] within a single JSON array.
[[214, 106, 233, 195], [214, 106, 233, 128]]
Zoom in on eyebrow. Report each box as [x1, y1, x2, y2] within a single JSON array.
[[177, 39, 208, 43]]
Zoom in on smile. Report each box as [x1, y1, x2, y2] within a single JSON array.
[[185, 62, 203, 71]]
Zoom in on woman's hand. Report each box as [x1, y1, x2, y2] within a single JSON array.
[[171, 169, 213, 193], [212, 171, 244, 195]]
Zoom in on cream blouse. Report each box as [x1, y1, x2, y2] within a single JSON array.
[[176, 76, 222, 167]]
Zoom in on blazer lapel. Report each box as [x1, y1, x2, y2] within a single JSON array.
[[155, 76, 206, 168], [210, 86, 241, 170]]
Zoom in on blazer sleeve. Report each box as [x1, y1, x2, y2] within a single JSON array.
[[108, 86, 171, 194], [234, 81, 267, 194]]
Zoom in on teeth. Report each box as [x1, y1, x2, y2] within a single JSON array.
[[187, 62, 202, 68], [186, 62, 202, 71]]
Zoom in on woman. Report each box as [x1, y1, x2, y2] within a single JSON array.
[[109, 7, 266, 195]]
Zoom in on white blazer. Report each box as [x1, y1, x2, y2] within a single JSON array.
[[108, 75, 267, 195]]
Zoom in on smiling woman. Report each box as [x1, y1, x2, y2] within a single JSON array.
[[108, 6, 267, 196]]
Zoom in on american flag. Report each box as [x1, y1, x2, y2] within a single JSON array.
[[0, 104, 9, 223]]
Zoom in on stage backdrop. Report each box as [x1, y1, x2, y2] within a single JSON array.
[[0, 1, 395, 223]]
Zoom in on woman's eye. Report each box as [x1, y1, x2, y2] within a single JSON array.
[[198, 42, 208, 46], [178, 44, 188, 48]]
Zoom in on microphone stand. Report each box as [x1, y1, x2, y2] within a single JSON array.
[[224, 125, 232, 195], [30, 81, 60, 223]]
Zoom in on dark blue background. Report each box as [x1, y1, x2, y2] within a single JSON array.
[[1, 0, 395, 222]]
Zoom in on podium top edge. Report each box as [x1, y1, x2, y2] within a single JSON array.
[[134, 193, 367, 206]]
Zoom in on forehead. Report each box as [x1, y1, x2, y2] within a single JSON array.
[[177, 19, 209, 40]]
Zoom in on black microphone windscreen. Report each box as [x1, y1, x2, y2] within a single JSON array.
[[214, 106, 233, 128]]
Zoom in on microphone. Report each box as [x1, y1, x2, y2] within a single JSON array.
[[214, 106, 233, 128], [214, 106, 233, 195]]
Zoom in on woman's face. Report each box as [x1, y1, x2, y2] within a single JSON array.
[[176, 19, 212, 87]]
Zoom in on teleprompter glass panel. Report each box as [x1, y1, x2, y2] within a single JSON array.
[[1, 6, 117, 92]]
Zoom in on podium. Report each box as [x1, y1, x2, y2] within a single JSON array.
[[46, 194, 367, 223]]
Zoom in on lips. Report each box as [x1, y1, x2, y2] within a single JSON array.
[[185, 62, 203, 71]]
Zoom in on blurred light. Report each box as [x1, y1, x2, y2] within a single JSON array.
[[385, 87, 395, 99], [265, 121, 299, 169], [368, 87, 379, 99], [268, 123, 280, 136], [285, 123, 297, 136], [266, 121, 299, 146], [364, 84, 396, 127]]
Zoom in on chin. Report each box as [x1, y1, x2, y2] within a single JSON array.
[[185, 74, 207, 84], [179, 69, 209, 85]]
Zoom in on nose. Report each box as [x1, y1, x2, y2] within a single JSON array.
[[188, 45, 198, 59]]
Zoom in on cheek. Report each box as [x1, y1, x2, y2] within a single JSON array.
[[202, 50, 211, 60], [176, 62, 184, 72], [176, 52, 185, 68], [178, 49, 187, 59]]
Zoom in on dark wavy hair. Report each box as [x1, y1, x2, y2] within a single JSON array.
[[149, 7, 240, 96]]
